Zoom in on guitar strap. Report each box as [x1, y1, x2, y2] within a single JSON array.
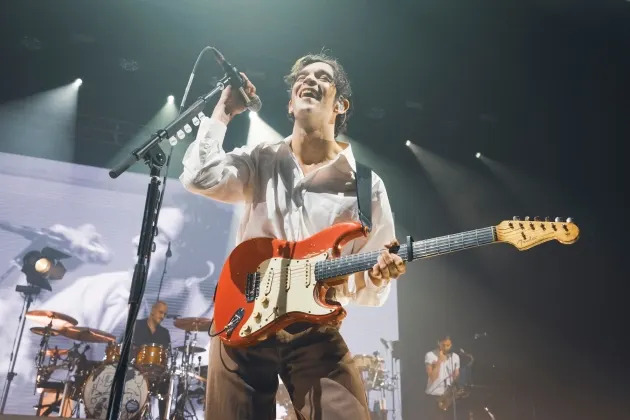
[[355, 161, 372, 232]]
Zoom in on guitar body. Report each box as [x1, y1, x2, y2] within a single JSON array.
[[213, 222, 367, 347]]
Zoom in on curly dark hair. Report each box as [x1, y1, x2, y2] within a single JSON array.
[[284, 53, 353, 137]]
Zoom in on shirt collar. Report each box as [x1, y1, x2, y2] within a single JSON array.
[[283, 136, 357, 173]]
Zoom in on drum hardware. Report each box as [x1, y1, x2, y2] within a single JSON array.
[[170, 319, 211, 420], [173, 345, 205, 354]]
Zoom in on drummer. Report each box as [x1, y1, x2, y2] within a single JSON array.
[[133, 300, 171, 349], [133, 300, 171, 420]]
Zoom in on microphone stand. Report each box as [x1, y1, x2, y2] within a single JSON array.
[[0, 284, 41, 413], [105, 73, 232, 420], [448, 353, 457, 420]]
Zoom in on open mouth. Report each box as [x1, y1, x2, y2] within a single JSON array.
[[299, 88, 321, 100]]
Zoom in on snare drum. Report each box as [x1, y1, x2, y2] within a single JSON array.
[[135, 343, 168, 376], [104, 342, 121, 363]]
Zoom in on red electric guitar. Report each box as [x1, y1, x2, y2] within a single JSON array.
[[212, 217, 580, 347]]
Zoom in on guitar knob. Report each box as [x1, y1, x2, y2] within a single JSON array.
[[554, 217, 563, 223], [566, 217, 573, 223], [524, 216, 530, 221], [512, 216, 520, 221], [544, 216, 550, 222], [533, 216, 540, 221]]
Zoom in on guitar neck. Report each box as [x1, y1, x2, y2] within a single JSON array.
[[314, 226, 497, 282]]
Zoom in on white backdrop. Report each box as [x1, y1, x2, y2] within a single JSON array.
[[0, 151, 399, 418]]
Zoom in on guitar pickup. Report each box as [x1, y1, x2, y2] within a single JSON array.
[[245, 272, 261, 302]]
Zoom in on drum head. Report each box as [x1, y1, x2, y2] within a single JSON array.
[[83, 364, 148, 420]]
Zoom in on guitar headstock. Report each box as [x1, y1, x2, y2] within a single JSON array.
[[496, 216, 580, 250]]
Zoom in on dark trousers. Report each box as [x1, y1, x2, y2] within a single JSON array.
[[205, 324, 370, 420], [423, 394, 453, 420]]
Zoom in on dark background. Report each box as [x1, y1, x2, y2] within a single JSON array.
[[1, 1, 628, 419]]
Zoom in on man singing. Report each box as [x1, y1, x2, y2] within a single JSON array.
[[424, 334, 461, 419], [180, 53, 405, 420]]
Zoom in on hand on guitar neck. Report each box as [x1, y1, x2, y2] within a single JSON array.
[[367, 239, 406, 286]]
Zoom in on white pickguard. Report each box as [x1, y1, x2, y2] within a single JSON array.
[[239, 252, 332, 337]]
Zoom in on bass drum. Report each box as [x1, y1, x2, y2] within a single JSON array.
[[83, 364, 149, 420]]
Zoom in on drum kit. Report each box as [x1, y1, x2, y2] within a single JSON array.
[[25, 310, 212, 420], [352, 349, 400, 419]]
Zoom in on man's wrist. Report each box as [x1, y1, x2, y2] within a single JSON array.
[[211, 104, 233, 125]]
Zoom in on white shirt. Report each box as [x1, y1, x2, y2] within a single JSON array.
[[180, 117, 395, 306], [425, 351, 460, 396]]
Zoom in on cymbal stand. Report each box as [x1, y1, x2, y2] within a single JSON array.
[[381, 345, 400, 420], [171, 331, 199, 420], [0, 284, 40, 413]]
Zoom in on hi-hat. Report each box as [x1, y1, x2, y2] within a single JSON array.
[[173, 317, 212, 331], [30, 326, 61, 337], [174, 345, 206, 354], [26, 310, 78, 329], [59, 326, 116, 343]]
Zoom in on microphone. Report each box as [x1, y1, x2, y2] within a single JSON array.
[[210, 48, 262, 112], [166, 241, 172, 258]]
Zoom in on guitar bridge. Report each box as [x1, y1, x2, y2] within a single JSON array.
[[246, 272, 261, 302]]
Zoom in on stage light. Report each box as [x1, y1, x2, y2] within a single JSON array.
[[475, 152, 481, 158], [34, 258, 52, 274], [21, 247, 70, 290], [74, 78, 83, 87], [167, 95, 174, 103], [405, 140, 412, 147]]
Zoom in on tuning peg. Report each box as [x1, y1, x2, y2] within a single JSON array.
[[554, 217, 563, 223], [512, 216, 520, 221], [533, 216, 541, 221], [566, 217, 573, 223], [524, 216, 530, 221]]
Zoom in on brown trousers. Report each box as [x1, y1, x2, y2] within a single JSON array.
[[205, 323, 370, 420]]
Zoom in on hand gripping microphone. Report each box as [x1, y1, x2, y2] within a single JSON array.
[[210, 48, 262, 112]]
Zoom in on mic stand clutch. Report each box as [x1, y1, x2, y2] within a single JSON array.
[[105, 74, 232, 420]]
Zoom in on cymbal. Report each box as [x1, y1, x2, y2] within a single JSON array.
[[173, 317, 212, 331], [26, 310, 78, 329], [174, 345, 206, 354], [30, 326, 61, 337], [45, 348, 70, 357], [352, 354, 384, 370], [59, 326, 116, 343]]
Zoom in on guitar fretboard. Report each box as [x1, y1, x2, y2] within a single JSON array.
[[314, 227, 496, 282]]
